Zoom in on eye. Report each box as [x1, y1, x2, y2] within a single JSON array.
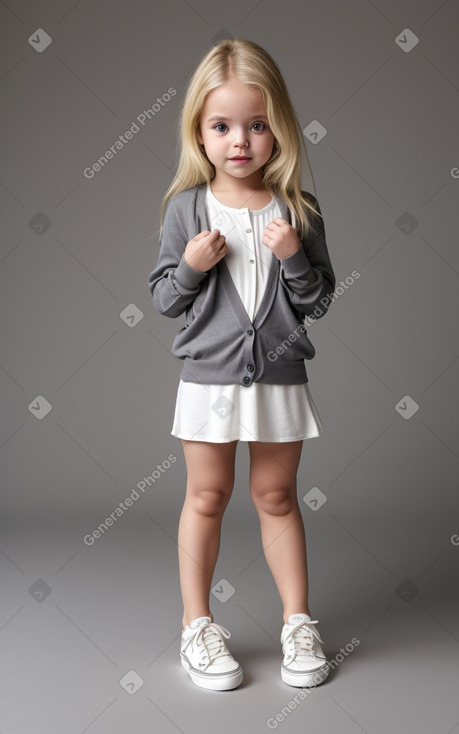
[[252, 122, 266, 131], [214, 123, 228, 133]]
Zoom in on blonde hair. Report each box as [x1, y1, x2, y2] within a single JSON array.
[[159, 38, 322, 241]]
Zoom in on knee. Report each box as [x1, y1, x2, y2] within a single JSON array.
[[190, 486, 232, 517], [250, 484, 296, 516]]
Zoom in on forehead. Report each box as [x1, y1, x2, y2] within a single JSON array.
[[202, 81, 266, 115]]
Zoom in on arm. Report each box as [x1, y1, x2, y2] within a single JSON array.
[[278, 198, 336, 319], [148, 198, 208, 318]]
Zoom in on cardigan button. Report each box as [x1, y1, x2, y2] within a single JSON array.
[[243, 376, 251, 385], [246, 329, 253, 336], [247, 363, 254, 372]]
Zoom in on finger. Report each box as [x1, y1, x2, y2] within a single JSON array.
[[209, 235, 224, 249], [216, 243, 228, 260], [202, 229, 218, 242]]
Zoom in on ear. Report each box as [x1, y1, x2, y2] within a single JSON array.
[[197, 129, 203, 145]]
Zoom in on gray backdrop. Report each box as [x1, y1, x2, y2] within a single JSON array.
[[1, 1, 458, 732]]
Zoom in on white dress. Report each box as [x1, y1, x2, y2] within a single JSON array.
[[171, 184, 325, 443]]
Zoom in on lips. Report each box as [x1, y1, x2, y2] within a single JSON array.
[[230, 156, 251, 160]]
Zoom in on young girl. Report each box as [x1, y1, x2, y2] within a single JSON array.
[[148, 38, 336, 692]]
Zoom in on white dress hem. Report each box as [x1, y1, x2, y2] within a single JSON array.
[[171, 428, 324, 443]]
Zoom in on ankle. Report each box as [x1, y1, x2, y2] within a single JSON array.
[[182, 611, 213, 629], [283, 610, 311, 624]]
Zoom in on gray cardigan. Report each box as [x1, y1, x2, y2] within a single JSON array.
[[148, 183, 336, 386]]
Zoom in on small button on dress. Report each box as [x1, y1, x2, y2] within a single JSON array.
[[171, 184, 325, 443]]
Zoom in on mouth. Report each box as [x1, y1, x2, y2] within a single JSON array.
[[230, 156, 252, 162]]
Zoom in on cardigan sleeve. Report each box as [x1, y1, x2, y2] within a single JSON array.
[[279, 194, 336, 319], [148, 196, 208, 318]]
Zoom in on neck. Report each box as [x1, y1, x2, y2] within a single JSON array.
[[211, 169, 265, 195]]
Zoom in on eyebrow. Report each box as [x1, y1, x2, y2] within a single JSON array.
[[206, 115, 269, 122]]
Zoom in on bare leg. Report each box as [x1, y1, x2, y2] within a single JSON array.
[[248, 440, 310, 624], [178, 439, 238, 629]]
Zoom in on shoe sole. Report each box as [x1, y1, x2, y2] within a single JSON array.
[[281, 661, 329, 688], [180, 653, 243, 691]]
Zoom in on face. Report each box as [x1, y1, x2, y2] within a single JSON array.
[[197, 78, 276, 187]]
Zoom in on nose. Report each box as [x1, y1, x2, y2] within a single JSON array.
[[233, 128, 249, 150]]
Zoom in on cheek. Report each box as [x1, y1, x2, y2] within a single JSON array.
[[259, 136, 275, 152], [207, 138, 223, 153]]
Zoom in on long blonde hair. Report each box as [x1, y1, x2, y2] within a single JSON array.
[[159, 38, 322, 241]]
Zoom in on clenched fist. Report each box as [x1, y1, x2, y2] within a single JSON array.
[[262, 217, 302, 260], [184, 229, 228, 273]]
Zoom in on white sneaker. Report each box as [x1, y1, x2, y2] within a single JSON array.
[[281, 613, 329, 687], [180, 616, 243, 691]]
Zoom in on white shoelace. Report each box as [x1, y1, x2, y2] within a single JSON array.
[[282, 619, 324, 665], [182, 622, 233, 667]]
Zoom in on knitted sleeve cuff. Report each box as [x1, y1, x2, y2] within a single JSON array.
[[174, 254, 208, 291], [279, 245, 312, 278]]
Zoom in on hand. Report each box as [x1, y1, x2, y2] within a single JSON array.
[[184, 229, 228, 272], [262, 217, 302, 260]]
